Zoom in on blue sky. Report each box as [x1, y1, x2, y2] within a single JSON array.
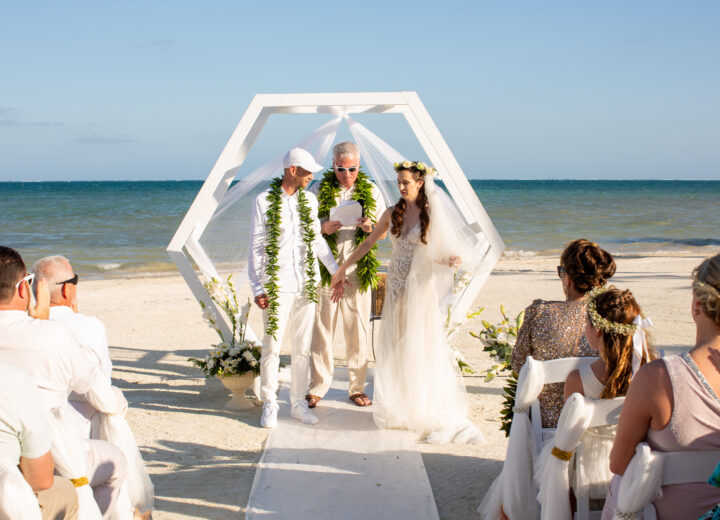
[[1, 1, 718, 181]]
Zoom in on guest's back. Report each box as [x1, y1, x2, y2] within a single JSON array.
[[512, 297, 595, 427], [511, 238, 616, 428], [646, 352, 720, 519]]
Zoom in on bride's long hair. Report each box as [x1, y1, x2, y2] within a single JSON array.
[[391, 167, 430, 244]]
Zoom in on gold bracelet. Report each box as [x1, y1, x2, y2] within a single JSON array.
[[70, 476, 89, 487], [551, 446, 573, 461]]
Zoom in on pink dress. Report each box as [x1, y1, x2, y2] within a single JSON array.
[[647, 352, 720, 520]]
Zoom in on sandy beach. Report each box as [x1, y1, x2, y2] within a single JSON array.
[[82, 253, 703, 519]]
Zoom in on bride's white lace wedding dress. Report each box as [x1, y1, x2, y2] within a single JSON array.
[[372, 182, 485, 445]]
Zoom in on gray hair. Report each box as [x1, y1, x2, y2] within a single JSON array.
[[32, 255, 74, 301], [333, 142, 360, 162]]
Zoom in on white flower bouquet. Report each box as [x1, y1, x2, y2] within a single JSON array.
[[189, 276, 261, 378]]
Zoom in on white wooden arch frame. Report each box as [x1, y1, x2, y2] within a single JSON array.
[[168, 92, 505, 341]]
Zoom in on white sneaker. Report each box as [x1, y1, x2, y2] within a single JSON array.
[[290, 402, 319, 425], [260, 402, 279, 428]]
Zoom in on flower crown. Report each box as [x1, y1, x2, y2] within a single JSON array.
[[586, 285, 638, 336], [393, 160, 437, 177]]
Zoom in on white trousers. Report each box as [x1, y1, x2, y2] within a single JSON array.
[[85, 439, 127, 518], [260, 292, 316, 407]]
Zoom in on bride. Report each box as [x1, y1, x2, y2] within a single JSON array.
[[331, 161, 485, 444]]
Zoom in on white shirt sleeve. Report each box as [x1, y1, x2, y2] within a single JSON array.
[[70, 342, 123, 415], [247, 193, 267, 297], [17, 375, 51, 460]]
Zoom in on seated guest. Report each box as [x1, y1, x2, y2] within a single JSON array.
[[511, 238, 616, 427], [563, 286, 655, 503], [33, 255, 154, 516], [605, 253, 720, 520], [0, 246, 128, 518], [0, 363, 79, 519]]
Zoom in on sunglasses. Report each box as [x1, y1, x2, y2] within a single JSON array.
[[15, 273, 35, 288], [335, 166, 359, 173], [57, 274, 79, 285], [557, 265, 567, 278]]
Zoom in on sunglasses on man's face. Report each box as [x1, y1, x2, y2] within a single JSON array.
[[15, 273, 35, 289], [57, 274, 79, 285], [335, 166, 359, 173]]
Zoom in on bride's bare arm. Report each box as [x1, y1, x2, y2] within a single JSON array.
[[331, 208, 391, 289]]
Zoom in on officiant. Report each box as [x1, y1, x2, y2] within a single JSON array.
[[307, 142, 387, 407]]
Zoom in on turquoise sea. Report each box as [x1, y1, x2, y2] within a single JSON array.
[[1, 180, 719, 279]]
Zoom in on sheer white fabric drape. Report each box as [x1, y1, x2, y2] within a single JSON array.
[[479, 356, 544, 520], [612, 443, 663, 520], [95, 389, 154, 512], [535, 393, 593, 520], [0, 463, 41, 520]]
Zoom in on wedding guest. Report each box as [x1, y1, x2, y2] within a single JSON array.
[[248, 148, 341, 428], [563, 286, 655, 509], [604, 253, 720, 520], [307, 142, 387, 408], [33, 255, 154, 517], [0, 246, 128, 517], [0, 363, 79, 519], [511, 238, 616, 428]]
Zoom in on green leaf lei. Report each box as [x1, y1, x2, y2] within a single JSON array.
[[263, 177, 318, 339], [316, 169, 380, 293]]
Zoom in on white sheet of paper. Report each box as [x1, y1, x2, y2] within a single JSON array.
[[329, 200, 363, 227]]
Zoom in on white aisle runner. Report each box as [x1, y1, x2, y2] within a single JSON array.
[[245, 368, 440, 519]]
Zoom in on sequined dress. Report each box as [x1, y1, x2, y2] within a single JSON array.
[[511, 298, 597, 428], [373, 222, 483, 444]]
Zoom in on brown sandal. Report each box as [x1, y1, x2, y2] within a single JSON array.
[[305, 394, 321, 409], [350, 393, 372, 407]]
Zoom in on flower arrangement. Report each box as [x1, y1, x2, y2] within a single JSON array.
[[189, 276, 261, 378], [470, 305, 525, 436], [393, 160, 437, 177]]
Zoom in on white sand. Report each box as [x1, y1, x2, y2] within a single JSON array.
[[80, 253, 703, 519]]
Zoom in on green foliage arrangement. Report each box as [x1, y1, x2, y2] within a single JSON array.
[[316, 169, 380, 293], [470, 305, 525, 437]]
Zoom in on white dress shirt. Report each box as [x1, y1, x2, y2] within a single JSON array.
[[308, 179, 387, 278], [0, 364, 51, 466], [248, 186, 338, 297], [50, 306, 112, 380], [0, 310, 121, 414]]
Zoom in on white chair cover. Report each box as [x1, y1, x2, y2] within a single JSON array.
[[478, 356, 544, 520], [96, 387, 154, 511], [612, 443, 663, 520], [0, 463, 41, 520], [535, 393, 593, 520], [48, 407, 103, 520]]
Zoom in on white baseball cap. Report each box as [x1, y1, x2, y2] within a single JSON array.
[[282, 147, 324, 173]]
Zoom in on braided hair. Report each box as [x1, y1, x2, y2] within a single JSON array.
[[391, 166, 430, 244]]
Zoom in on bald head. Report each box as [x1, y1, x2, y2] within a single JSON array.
[[33, 256, 75, 303]]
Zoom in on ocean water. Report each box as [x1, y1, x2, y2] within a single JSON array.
[[1, 180, 718, 279]]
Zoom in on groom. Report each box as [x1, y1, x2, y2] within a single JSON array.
[[248, 147, 342, 428], [307, 142, 387, 407]]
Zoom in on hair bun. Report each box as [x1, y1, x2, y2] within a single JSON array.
[[693, 253, 720, 326], [561, 239, 617, 294]]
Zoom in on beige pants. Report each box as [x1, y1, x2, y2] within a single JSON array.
[[309, 279, 370, 398], [37, 477, 79, 520]]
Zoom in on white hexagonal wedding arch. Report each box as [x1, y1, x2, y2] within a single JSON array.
[[168, 92, 504, 341]]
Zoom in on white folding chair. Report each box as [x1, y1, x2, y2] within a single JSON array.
[[614, 444, 720, 519], [530, 357, 597, 451], [573, 397, 625, 520]]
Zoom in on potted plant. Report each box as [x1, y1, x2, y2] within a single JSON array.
[[189, 276, 261, 410]]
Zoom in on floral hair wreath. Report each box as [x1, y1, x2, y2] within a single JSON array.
[[393, 160, 437, 177], [586, 285, 638, 336]]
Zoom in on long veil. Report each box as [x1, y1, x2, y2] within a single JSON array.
[[373, 174, 485, 444]]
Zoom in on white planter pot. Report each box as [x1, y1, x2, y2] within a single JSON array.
[[219, 373, 257, 410]]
